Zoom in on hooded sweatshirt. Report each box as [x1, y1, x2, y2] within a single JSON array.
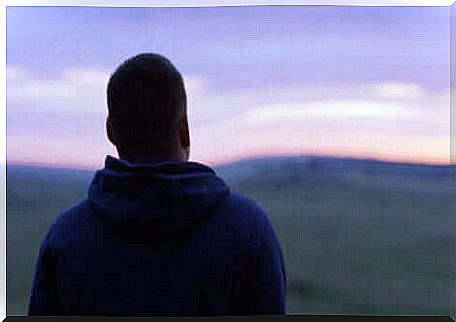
[[28, 155, 287, 317]]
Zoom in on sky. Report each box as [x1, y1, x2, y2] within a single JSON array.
[[6, 5, 451, 170]]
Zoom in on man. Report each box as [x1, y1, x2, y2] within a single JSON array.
[[28, 53, 287, 316]]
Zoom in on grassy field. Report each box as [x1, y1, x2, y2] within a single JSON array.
[[7, 156, 456, 315]]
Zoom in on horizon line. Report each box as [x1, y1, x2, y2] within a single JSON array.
[[6, 153, 455, 172]]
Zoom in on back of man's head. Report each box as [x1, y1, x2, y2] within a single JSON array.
[[106, 53, 189, 160]]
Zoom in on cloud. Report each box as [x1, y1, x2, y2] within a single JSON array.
[[188, 82, 449, 165], [186, 80, 446, 127], [370, 82, 425, 99], [6, 67, 214, 166], [241, 100, 415, 125], [7, 67, 110, 118], [6, 66, 450, 167], [7, 66, 209, 116], [190, 117, 450, 167], [63, 68, 110, 87]]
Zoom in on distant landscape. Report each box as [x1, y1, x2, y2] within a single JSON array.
[[7, 156, 456, 315]]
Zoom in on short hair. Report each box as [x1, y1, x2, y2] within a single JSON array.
[[107, 53, 187, 152]]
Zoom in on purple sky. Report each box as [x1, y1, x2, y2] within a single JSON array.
[[6, 6, 451, 169]]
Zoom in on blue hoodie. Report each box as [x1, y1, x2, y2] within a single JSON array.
[[28, 155, 287, 316]]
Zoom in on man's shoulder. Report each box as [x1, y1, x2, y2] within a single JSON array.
[[221, 192, 266, 217], [218, 193, 282, 259], [53, 199, 92, 226], [46, 199, 94, 244], [217, 192, 273, 233]]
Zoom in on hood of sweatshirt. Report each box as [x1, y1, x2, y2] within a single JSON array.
[[87, 155, 230, 241]]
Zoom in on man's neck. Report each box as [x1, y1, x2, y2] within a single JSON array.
[[123, 156, 178, 163], [118, 148, 188, 163]]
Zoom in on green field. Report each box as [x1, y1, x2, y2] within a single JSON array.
[[7, 156, 456, 315]]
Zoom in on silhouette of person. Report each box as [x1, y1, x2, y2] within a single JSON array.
[[28, 53, 287, 316]]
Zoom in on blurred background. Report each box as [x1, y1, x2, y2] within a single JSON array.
[[6, 5, 456, 315]]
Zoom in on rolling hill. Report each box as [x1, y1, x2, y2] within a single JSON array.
[[7, 156, 456, 315]]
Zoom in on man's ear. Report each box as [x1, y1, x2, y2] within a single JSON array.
[[180, 115, 190, 149], [106, 117, 117, 146]]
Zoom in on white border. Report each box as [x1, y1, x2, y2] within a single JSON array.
[[1, 1, 5, 319], [3, 0, 456, 7], [2, 0, 455, 319]]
